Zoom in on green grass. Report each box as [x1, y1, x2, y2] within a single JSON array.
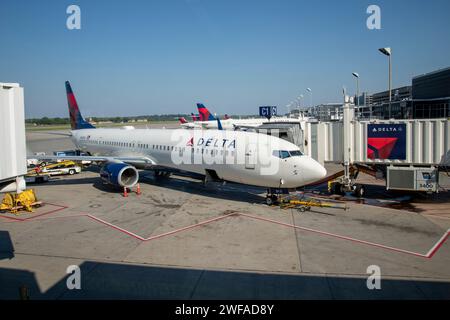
[[25, 120, 180, 132]]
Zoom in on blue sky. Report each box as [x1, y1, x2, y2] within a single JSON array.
[[1, 0, 449, 118]]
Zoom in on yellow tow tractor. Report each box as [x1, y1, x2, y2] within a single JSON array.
[[39, 160, 82, 176], [0, 189, 42, 214], [276, 193, 349, 213]]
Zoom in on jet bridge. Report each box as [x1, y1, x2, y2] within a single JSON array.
[[303, 113, 450, 167], [0, 83, 27, 193], [301, 98, 450, 194], [251, 98, 449, 194]]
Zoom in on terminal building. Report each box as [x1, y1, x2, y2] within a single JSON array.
[[300, 67, 450, 121], [366, 67, 450, 119]]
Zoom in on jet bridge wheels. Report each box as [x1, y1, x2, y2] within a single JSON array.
[[329, 181, 366, 198], [353, 184, 366, 198], [329, 182, 346, 196]]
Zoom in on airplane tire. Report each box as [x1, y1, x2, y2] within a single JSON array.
[[266, 195, 278, 206], [354, 184, 365, 198]]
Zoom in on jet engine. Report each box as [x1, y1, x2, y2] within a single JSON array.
[[100, 163, 139, 188]]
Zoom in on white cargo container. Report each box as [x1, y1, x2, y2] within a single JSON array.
[[0, 83, 27, 192]]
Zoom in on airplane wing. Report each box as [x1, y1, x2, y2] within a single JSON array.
[[33, 155, 157, 166]]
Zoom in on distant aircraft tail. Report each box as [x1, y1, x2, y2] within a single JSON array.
[[224, 114, 230, 120], [197, 103, 216, 121], [179, 117, 188, 124], [66, 81, 95, 130], [191, 113, 200, 122]]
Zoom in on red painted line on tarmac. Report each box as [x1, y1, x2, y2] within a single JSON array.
[[1, 202, 448, 259], [87, 212, 238, 241], [142, 212, 238, 242], [87, 214, 146, 241], [239, 213, 450, 259], [426, 232, 450, 258], [0, 203, 68, 222], [423, 213, 450, 221]]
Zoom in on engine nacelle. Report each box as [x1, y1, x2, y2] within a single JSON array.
[[100, 163, 139, 188]]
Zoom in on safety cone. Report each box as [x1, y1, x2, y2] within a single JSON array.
[[123, 187, 128, 197], [136, 183, 141, 196]]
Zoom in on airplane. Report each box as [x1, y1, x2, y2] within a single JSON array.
[[176, 104, 263, 130], [191, 113, 201, 121], [179, 116, 202, 129], [37, 81, 327, 203], [181, 104, 313, 131]]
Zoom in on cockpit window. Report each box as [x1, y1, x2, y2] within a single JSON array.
[[273, 150, 303, 159], [289, 150, 303, 157], [272, 150, 291, 159]]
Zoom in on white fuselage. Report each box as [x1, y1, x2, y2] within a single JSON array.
[[181, 116, 312, 130], [71, 128, 326, 188]]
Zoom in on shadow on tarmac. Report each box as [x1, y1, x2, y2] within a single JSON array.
[[1, 260, 449, 300], [0, 231, 14, 260]]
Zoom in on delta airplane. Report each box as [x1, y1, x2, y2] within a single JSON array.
[[187, 104, 267, 130], [39, 81, 326, 201], [180, 104, 310, 130]]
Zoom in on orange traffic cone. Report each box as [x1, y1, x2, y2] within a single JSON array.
[[136, 183, 141, 196], [123, 187, 128, 197]]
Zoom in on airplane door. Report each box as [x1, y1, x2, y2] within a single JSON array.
[[245, 144, 256, 170]]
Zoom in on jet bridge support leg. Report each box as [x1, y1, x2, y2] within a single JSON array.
[[328, 94, 366, 198]]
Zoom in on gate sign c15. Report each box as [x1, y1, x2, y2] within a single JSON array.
[[259, 106, 277, 120], [367, 124, 406, 160]]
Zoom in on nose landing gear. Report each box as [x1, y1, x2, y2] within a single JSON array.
[[265, 188, 289, 205]]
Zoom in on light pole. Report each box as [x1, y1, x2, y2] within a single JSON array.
[[352, 72, 360, 108], [379, 47, 392, 118], [306, 88, 312, 108], [297, 95, 304, 113]]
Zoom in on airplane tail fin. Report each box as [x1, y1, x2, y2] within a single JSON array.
[[191, 113, 200, 122], [66, 81, 95, 130], [179, 117, 188, 124], [197, 103, 216, 121]]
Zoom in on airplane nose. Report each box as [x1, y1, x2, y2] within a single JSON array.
[[315, 162, 327, 180], [304, 159, 327, 184]]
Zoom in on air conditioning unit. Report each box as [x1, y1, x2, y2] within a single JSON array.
[[386, 166, 439, 192]]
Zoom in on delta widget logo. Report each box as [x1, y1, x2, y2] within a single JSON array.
[[367, 124, 406, 160]]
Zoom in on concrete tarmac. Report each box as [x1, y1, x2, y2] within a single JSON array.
[[1, 128, 449, 299]]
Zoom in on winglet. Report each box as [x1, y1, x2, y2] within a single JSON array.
[[217, 117, 223, 130]]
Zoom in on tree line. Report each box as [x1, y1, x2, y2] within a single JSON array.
[[26, 114, 258, 125]]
